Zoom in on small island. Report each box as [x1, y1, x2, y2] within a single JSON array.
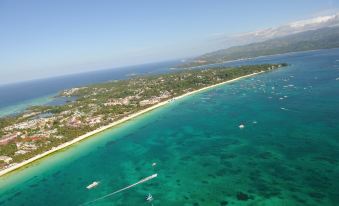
[[0, 63, 287, 175]]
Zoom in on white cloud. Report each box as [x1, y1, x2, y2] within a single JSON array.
[[210, 12, 339, 50], [289, 14, 336, 28]]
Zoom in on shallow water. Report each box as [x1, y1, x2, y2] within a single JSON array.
[[0, 49, 338, 206]]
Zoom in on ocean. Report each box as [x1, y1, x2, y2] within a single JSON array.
[[0, 60, 180, 117], [0, 49, 338, 206]]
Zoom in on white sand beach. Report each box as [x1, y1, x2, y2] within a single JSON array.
[[0, 71, 263, 177]]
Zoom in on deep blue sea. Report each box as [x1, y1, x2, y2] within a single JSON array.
[[0, 49, 338, 206], [0, 60, 180, 116]]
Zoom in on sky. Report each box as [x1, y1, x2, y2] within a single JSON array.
[[0, 0, 338, 85]]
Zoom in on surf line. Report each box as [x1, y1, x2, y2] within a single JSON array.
[[80, 173, 158, 205]]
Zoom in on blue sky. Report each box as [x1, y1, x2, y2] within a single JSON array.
[[0, 0, 338, 84]]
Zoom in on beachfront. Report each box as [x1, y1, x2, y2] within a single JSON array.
[[0, 71, 264, 177]]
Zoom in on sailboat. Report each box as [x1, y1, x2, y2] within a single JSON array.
[[146, 193, 153, 202]]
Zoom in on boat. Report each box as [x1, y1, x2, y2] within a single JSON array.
[[146, 193, 153, 202], [239, 124, 245, 129], [86, 181, 99, 189]]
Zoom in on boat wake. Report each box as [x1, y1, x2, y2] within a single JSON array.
[[80, 173, 158, 205]]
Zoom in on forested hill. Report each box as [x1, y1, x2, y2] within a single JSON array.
[[185, 26, 339, 67]]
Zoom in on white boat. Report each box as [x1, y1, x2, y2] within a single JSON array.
[[146, 193, 153, 202], [86, 181, 99, 189]]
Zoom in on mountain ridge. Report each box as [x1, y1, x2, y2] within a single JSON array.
[[184, 26, 339, 67]]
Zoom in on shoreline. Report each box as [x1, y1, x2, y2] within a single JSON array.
[[184, 47, 336, 69], [0, 71, 264, 177]]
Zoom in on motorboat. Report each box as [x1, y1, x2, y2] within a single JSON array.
[[86, 181, 99, 189]]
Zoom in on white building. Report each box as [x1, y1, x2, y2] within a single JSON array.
[[0, 156, 13, 164]]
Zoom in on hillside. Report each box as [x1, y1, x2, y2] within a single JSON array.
[[185, 26, 339, 67]]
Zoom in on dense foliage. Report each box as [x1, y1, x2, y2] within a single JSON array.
[[0, 64, 287, 167], [182, 26, 339, 67]]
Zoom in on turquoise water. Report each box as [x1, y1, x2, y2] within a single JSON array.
[[0, 49, 339, 206], [0, 94, 54, 117]]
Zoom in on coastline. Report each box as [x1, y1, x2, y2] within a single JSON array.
[[0, 71, 264, 178], [184, 48, 338, 69]]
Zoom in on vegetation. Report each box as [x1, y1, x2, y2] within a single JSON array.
[[0, 63, 287, 169], [0, 143, 17, 156], [181, 26, 339, 67]]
